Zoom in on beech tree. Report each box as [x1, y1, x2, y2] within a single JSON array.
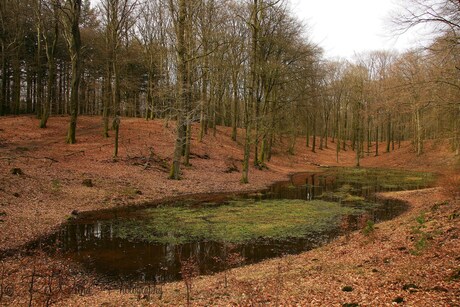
[[36, 0, 60, 128], [1, 0, 458, 177], [100, 0, 137, 137], [58, 0, 82, 144], [137, 0, 170, 121], [241, 0, 263, 183], [168, 0, 189, 180], [395, 0, 460, 155]]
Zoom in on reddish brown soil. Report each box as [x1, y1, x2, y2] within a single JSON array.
[[62, 188, 460, 307], [0, 115, 356, 252], [0, 115, 459, 306]]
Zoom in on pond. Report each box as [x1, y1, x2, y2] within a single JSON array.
[[45, 167, 434, 285]]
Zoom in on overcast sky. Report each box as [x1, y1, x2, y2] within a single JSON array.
[[289, 0, 423, 60], [89, 0, 424, 60]]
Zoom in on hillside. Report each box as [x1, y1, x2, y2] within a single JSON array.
[[0, 115, 459, 306]]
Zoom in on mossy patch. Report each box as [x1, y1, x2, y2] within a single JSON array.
[[110, 199, 361, 244], [316, 168, 433, 203], [320, 184, 365, 203], [326, 167, 435, 191], [104, 167, 434, 245]]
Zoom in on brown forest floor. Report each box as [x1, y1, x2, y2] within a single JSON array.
[[0, 115, 459, 306]]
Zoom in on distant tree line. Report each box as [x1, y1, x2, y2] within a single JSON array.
[[0, 0, 458, 180]]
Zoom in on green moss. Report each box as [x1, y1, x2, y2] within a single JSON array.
[[120, 187, 141, 196], [110, 199, 361, 244], [337, 184, 354, 193], [51, 179, 61, 193], [319, 184, 364, 203], [322, 167, 435, 191], [103, 167, 434, 246], [362, 220, 375, 236], [343, 195, 365, 202]]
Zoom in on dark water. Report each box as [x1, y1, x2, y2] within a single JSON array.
[[45, 170, 427, 285]]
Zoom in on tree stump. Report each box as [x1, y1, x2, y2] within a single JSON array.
[[10, 168, 24, 175], [82, 179, 93, 187]]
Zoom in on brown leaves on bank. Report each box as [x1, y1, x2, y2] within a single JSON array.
[[0, 115, 459, 306]]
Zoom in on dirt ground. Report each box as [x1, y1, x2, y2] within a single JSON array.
[[0, 115, 459, 306]]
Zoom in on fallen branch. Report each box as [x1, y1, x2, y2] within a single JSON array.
[[44, 157, 59, 163], [64, 150, 85, 157]]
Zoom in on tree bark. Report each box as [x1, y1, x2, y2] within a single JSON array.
[[375, 125, 379, 156], [231, 70, 238, 141], [0, 40, 5, 116], [40, 3, 59, 128], [65, 0, 82, 144], [386, 114, 391, 153], [169, 0, 188, 180], [415, 107, 423, 156], [12, 50, 20, 114], [242, 0, 259, 183]]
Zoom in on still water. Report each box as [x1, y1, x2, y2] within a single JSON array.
[[46, 168, 430, 284]]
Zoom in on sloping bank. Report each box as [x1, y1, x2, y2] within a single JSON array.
[[59, 187, 460, 305]]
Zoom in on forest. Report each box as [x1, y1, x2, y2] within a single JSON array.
[[0, 0, 459, 306], [1, 0, 459, 181]]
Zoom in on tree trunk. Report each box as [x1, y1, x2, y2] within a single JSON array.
[[231, 71, 238, 141], [113, 57, 120, 116], [242, 0, 258, 183], [12, 50, 20, 114], [375, 125, 379, 156], [324, 116, 329, 149], [386, 114, 391, 153], [242, 105, 251, 183], [37, 6, 45, 124], [311, 114, 316, 153], [319, 124, 323, 150], [40, 15, 58, 129], [169, 0, 188, 180], [103, 62, 112, 137], [356, 123, 360, 167], [113, 115, 120, 157], [184, 115, 191, 166], [366, 117, 371, 156], [335, 104, 340, 162], [0, 40, 6, 116], [288, 130, 297, 155], [306, 115, 310, 148], [415, 107, 423, 156], [65, 0, 82, 144], [57, 60, 63, 114], [342, 108, 347, 150], [199, 40, 209, 142], [26, 69, 32, 113]]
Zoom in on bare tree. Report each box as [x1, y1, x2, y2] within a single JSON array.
[[394, 0, 460, 42], [100, 0, 137, 137], [37, 0, 60, 128], [168, 0, 189, 180], [137, 0, 170, 121], [394, 0, 460, 155], [58, 0, 82, 144]]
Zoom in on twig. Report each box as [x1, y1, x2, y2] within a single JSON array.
[[64, 150, 85, 157], [144, 147, 155, 170]]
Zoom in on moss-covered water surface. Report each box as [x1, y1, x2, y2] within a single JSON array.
[[112, 199, 359, 244], [328, 167, 435, 190], [47, 167, 435, 283]]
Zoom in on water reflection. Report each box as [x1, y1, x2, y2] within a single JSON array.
[[53, 220, 337, 283], [47, 170, 427, 284]]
